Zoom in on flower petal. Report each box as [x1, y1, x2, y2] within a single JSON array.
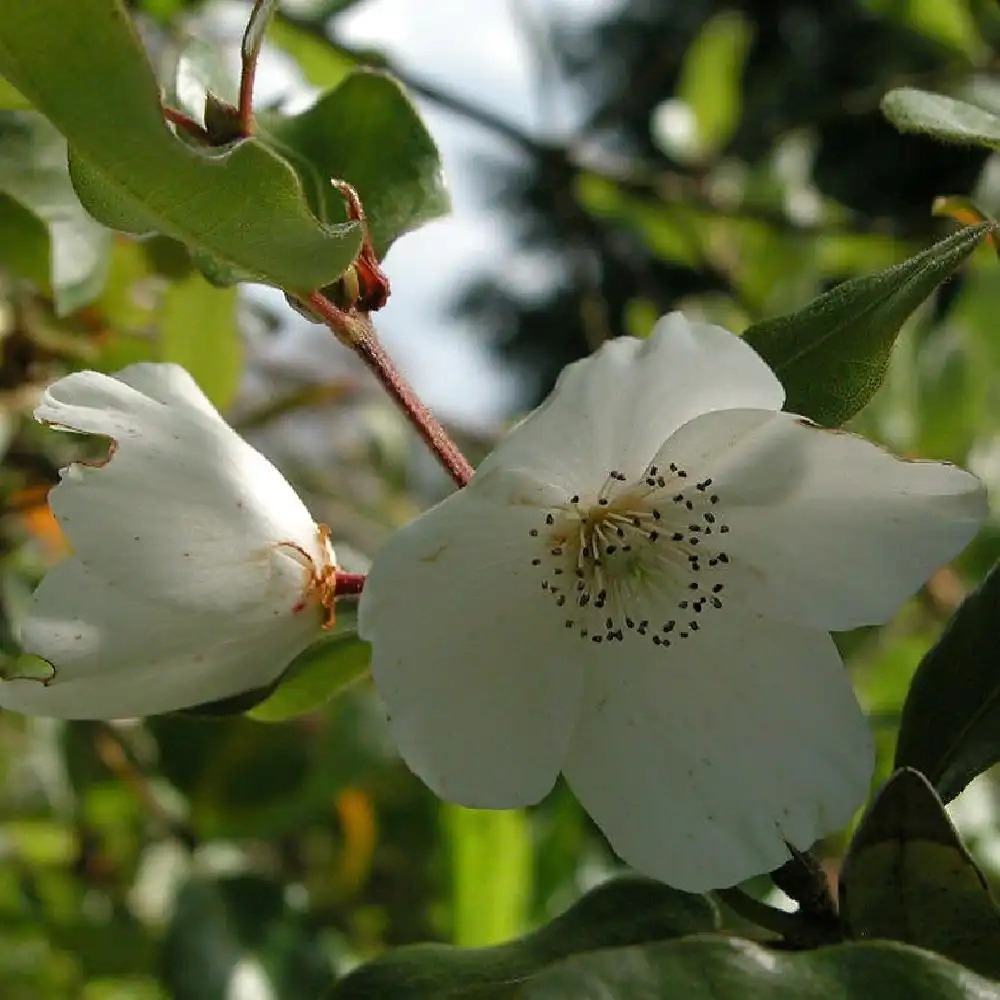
[[359, 472, 585, 807], [114, 362, 227, 420], [36, 367, 327, 613], [563, 611, 872, 891], [6, 556, 318, 718], [656, 407, 987, 631], [476, 314, 785, 493]]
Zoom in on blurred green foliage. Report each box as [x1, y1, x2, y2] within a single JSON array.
[[2, 0, 1000, 997]]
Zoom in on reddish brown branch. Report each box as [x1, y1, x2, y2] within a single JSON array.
[[162, 105, 210, 142], [335, 572, 366, 597], [303, 292, 474, 488], [237, 48, 258, 136], [331, 180, 391, 311]]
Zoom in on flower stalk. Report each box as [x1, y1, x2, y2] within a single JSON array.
[[335, 572, 366, 597], [302, 293, 474, 489], [161, 105, 210, 142], [302, 181, 475, 488]]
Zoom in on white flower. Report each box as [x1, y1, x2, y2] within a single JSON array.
[[358, 313, 987, 891], [3, 363, 337, 719]]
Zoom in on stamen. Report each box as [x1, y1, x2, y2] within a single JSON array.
[[278, 523, 338, 629], [525, 464, 734, 648]]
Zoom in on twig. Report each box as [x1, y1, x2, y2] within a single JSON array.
[[238, 0, 277, 136], [302, 292, 474, 488], [162, 105, 210, 142], [233, 380, 358, 433], [335, 572, 366, 597], [714, 887, 804, 939], [507, 0, 562, 134]]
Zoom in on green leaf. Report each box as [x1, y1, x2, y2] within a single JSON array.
[[0, 74, 29, 110], [742, 223, 992, 426], [93, 237, 188, 372], [446, 806, 532, 946], [868, 0, 982, 57], [882, 88, 1000, 150], [162, 876, 334, 1000], [0, 193, 50, 291], [247, 605, 370, 722], [47, 919, 158, 979], [840, 768, 1000, 979], [260, 69, 450, 257], [183, 609, 366, 721], [268, 18, 356, 90], [160, 272, 241, 410], [675, 10, 753, 160], [894, 560, 1000, 803], [521, 938, 1000, 999], [153, 690, 388, 839], [331, 876, 717, 999], [0, 111, 112, 313], [574, 172, 707, 268], [0, 0, 361, 290], [169, 39, 240, 123]]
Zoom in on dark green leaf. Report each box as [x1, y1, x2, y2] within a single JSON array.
[[151, 688, 388, 839], [0, 194, 50, 292], [162, 876, 334, 1000], [261, 70, 450, 257], [521, 938, 1000, 999], [0, 111, 112, 313], [882, 88, 1000, 150], [742, 223, 991, 426], [0, 0, 362, 290], [331, 876, 717, 999], [47, 919, 158, 978], [840, 768, 1000, 979], [895, 560, 1000, 802]]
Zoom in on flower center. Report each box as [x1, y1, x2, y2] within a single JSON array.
[[526, 462, 731, 646]]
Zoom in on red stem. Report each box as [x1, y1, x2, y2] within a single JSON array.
[[162, 105, 210, 142], [335, 572, 366, 597], [304, 291, 475, 488], [237, 51, 258, 136], [238, 0, 274, 136]]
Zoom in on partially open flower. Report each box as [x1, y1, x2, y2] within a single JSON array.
[[359, 313, 988, 891], [3, 363, 337, 719]]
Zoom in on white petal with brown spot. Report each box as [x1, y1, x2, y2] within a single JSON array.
[[3, 363, 337, 719]]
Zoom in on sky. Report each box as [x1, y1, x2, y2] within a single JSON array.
[[334, 0, 595, 427], [235, 0, 623, 429]]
